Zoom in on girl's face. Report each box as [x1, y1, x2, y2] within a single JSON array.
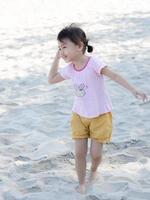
[[58, 38, 83, 62]]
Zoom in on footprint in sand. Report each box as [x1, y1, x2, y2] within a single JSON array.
[[14, 156, 31, 161], [86, 195, 101, 200], [108, 154, 137, 164], [31, 158, 57, 173]]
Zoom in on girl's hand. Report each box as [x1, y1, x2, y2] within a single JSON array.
[[56, 49, 61, 59], [133, 90, 148, 102]]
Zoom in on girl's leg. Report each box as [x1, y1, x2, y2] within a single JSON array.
[[74, 138, 88, 193], [89, 139, 103, 183]]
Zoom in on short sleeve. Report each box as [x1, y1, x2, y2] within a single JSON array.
[[92, 56, 107, 75], [59, 64, 71, 80]]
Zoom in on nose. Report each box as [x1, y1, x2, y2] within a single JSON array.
[[60, 50, 64, 58]]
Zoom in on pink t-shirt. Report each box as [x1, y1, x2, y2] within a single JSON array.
[[59, 55, 112, 118]]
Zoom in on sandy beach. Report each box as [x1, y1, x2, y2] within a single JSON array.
[[0, 0, 150, 199]]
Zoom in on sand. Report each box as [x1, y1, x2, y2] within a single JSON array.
[[0, 0, 150, 199]]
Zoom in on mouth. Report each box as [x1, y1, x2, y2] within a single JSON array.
[[62, 56, 69, 61], [61, 56, 71, 63]]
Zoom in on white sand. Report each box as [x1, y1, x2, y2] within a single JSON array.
[[0, 0, 150, 199]]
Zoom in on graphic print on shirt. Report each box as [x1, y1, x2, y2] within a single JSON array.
[[74, 83, 88, 97]]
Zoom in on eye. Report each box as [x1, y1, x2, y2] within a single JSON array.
[[58, 46, 66, 50]]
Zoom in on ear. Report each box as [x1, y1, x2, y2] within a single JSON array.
[[77, 42, 84, 51]]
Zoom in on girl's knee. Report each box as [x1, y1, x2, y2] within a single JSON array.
[[91, 154, 102, 162]]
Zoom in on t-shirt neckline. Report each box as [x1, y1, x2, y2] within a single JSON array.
[[72, 56, 91, 72]]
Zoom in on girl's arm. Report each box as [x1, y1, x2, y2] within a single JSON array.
[[101, 66, 148, 102], [48, 50, 65, 84]]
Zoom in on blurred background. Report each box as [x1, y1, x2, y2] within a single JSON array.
[[0, 0, 150, 199]]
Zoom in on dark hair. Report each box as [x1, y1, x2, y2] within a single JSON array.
[[57, 24, 93, 53]]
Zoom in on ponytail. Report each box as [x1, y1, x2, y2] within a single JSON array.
[[87, 44, 93, 53], [85, 40, 93, 53]]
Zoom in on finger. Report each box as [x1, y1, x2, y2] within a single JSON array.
[[143, 94, 148, 102], [143, 94, 148, 100], [142, 94, 146, 101], [136, 93, 142, 99]]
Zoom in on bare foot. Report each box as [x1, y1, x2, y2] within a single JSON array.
[[75, 184, 86, 194], [88, 170, 98, 185]]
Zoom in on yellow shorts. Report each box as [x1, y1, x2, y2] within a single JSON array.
[[71, 112, 113, 143]]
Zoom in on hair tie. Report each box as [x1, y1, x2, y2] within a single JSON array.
[[85, 41, 88, 47]]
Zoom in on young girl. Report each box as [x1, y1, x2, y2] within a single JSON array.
[[48, 24, 148, 194]]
